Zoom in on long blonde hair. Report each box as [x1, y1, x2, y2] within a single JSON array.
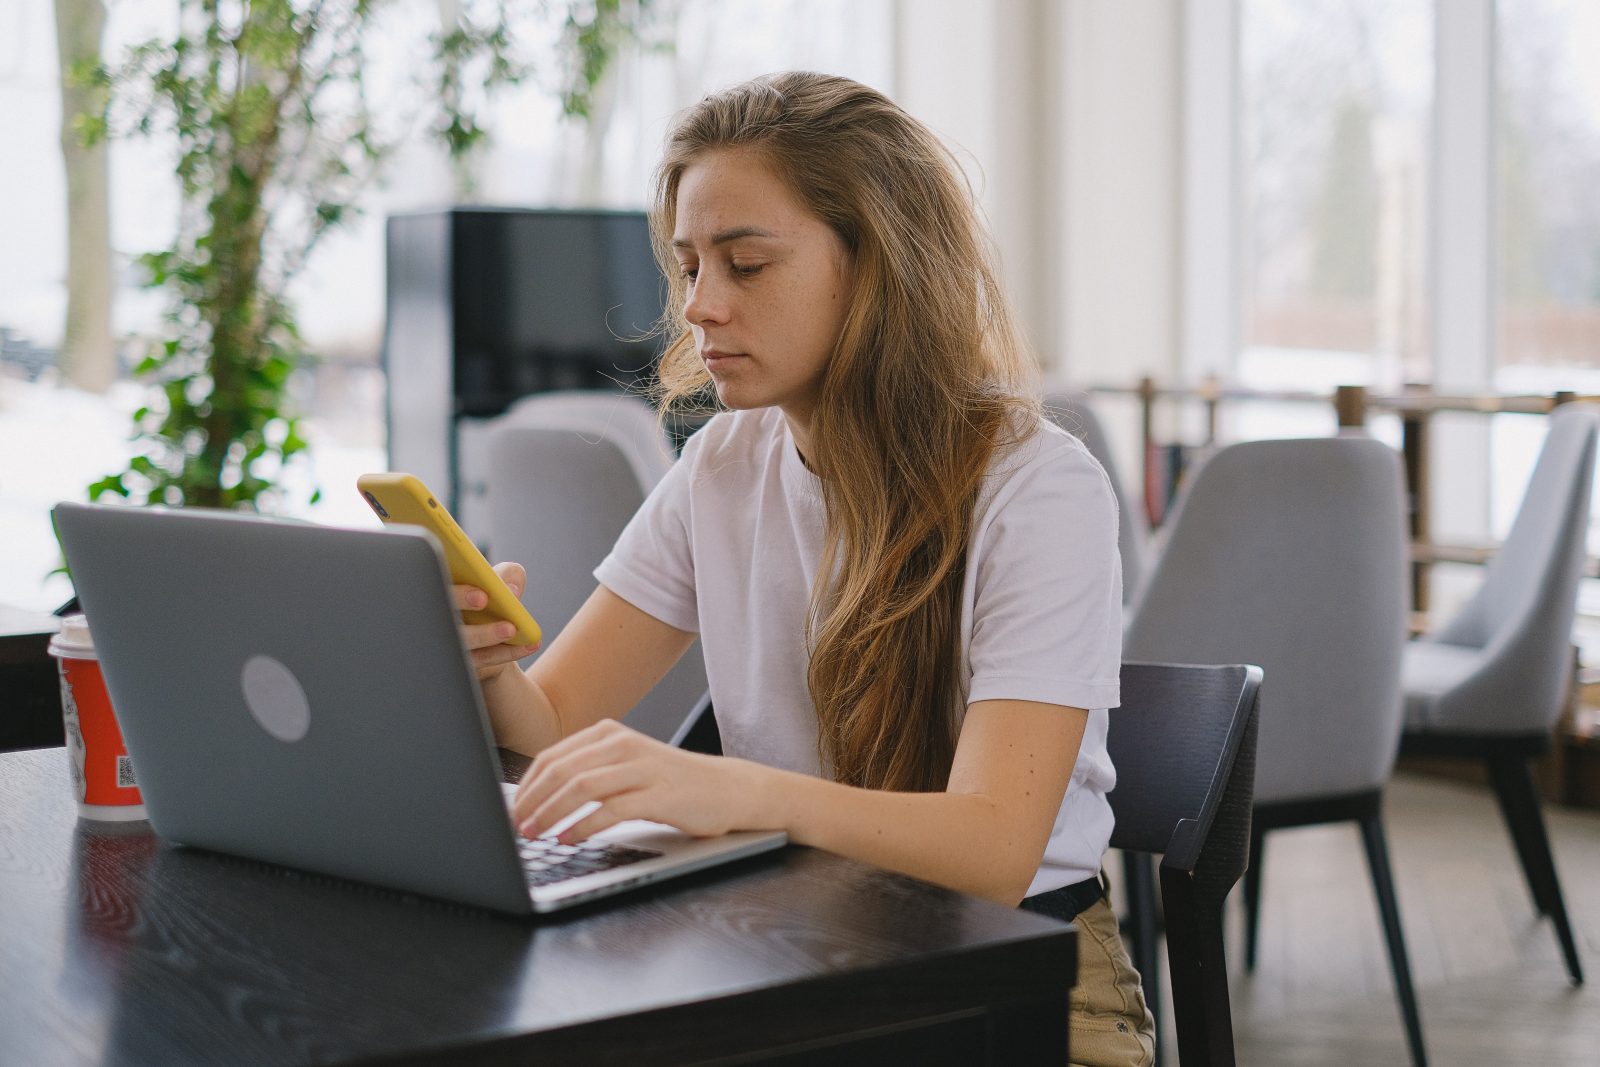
[[650, 72, 1040, 792]]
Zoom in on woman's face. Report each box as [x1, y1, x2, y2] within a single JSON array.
[[672, 148, 852, 429]]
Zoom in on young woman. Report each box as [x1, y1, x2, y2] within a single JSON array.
[[462, 72, 1154, 1064]]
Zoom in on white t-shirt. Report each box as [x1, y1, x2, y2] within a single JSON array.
[[594, 406, 1123, 895]]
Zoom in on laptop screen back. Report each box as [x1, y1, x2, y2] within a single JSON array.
[[53, 502, 535, 914]]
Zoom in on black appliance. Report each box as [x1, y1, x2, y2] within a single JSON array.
[[382, 207, 665, 526]]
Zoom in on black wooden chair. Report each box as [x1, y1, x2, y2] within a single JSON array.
[[675, 664, 1261, 1066], [669, 690, 721, 755], [1111, 662, 1261, 1067]]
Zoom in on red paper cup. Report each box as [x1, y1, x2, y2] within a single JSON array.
[[48, 615, 146, 822]]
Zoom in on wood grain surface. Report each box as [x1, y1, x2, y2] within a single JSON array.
[[0, 747, 1074, 1066]]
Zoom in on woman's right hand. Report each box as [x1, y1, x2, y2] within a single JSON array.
[[454, 561, 540, 681]]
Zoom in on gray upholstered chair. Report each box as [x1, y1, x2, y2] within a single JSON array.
[[1123, 436, 1426, 1067], [483, 391, 708, 742], [1401, 401, 1598, 986], [493, 389, 678, 493], [1044, 388, 1151, 604]]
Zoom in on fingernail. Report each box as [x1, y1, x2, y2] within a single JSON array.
[[497, 622, 515, 638], [471, 592, 488, 608]]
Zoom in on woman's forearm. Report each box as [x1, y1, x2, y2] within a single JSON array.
[[739, 761, 1049, 906], [479, 664, 565, 756]]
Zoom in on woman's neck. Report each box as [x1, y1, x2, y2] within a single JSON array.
[[782, 407, 816, 472]]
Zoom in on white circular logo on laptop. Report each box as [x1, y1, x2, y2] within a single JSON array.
[[240, 655, 311, 742]]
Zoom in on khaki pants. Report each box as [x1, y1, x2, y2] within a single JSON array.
[[1069, 897, 1156, 1067]]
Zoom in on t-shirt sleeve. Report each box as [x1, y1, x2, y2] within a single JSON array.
[[965, 434, 1123, 710], [592, 436, 701, 634]]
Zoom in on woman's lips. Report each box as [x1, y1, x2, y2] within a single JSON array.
[[702, 350, 746, 370]]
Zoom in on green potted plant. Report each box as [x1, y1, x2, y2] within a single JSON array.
[[80, 0, 662, 510]]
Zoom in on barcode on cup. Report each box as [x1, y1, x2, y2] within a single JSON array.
[[117, 755, 137, 789]]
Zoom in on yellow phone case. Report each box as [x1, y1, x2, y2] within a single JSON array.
[[356, 473, 542, 647]]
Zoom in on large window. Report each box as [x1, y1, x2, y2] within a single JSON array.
[[1491, 0, 1600, 534], [1207, 0, 1600, 635], [1496, 0, 1600, 381], [1238, 0, 1432, 396], [0, 0, 892, 613], [1226, 0, 1600, 413]]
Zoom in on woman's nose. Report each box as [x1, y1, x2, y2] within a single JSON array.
[[684, 273, 730, 326]]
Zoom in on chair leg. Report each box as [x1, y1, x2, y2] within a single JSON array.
[[1242, 824, 1265, 971], [1485, 756, 1585, 985], [1358, 812, 1428, 1067], [1486, 756, 1553, 917], [1161, 871, 1237, 1067], [1121, 851, 1164, 1066]]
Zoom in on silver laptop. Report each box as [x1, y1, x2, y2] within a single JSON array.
[[53, 501, 785, 915]]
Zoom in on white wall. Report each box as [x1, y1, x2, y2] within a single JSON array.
[[893, 0, 1057, 364], [1060, 1, 1182, 387], [893, 0, 1183, 392]]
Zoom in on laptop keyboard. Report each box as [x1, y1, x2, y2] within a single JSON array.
[[515, 835, 663, 888]]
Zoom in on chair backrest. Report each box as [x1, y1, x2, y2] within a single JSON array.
[[1111, 662, 1260, 1067], [497, 390, 675, 492], [1123, 437, 1409, 805], [1044, 388, 1150, 603], [486, 426, 647, 631], [484, 396, 707, 742], [1424, 403, 1599, 733], [1108, 663, 1261, 882]]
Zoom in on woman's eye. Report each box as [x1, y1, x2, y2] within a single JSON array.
[[733, 263, 764, 278], [679, 266, 698, 282]]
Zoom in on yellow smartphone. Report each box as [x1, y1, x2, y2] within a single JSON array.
[[356, 472, 541, 647]]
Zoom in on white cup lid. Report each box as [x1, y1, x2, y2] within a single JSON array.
[[47, 614, 95, 656]]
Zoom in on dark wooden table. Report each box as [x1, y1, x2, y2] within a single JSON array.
[[0, 747, 1076, 1065], [0, 604, 62, 751]]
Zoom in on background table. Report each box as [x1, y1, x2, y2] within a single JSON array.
[[0, 604, 61, 751], [0, 747, 1076, 1065]]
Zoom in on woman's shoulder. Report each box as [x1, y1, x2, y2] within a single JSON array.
[[980, 414, 1117, 518], [994, 413, 1109, 483], [674, 407, 787, 485]]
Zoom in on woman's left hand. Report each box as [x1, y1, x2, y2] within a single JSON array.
[[510, 719, 761, 843]]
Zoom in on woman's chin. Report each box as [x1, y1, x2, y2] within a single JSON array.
[[709, 382, 765, 412]]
